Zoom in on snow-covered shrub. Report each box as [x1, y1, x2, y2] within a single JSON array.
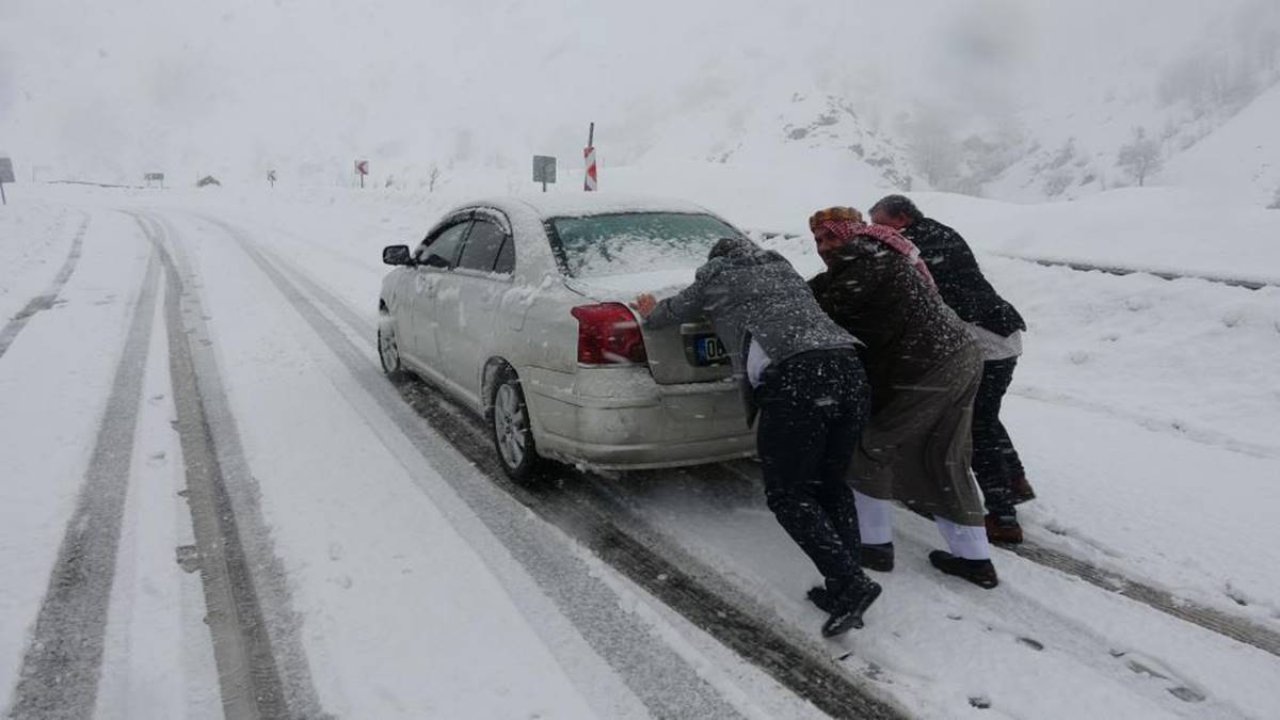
[[1043, 171, 1073, 198], [1117, 128, 1163, 187]]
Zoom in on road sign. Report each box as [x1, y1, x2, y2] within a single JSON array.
[[267, 169, 277, 187], [144, 172, 165, 188], [533, 155, 556, 192], [355, 160, 368, 176]]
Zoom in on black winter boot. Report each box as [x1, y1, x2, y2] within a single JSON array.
[[929, 551, 999, 589], [807, 585, 835, 613], [820, 575, 882, 637]]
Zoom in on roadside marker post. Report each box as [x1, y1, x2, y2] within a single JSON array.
[[584, 123, 597, 192], [0, 158, 12, 205]]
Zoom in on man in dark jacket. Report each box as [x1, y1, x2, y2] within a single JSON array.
[[870, 195, 1034, 544], [634, 236, 880, 636], [808, 207, 998, 588]]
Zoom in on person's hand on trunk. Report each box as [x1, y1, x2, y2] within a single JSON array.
[[632, 293, 657, 319]]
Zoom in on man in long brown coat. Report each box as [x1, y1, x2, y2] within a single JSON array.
[[871, 194, 1034, 545], [807, 207, 998, 589]]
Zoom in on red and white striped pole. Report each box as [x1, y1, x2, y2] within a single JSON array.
[[584, 122, 598, 191]]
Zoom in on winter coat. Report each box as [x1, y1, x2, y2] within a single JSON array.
[[808, 238, 975, 413], [644, 237, 860, 423], [851, 341, 986, 525], [901, 218, 1026, 337]]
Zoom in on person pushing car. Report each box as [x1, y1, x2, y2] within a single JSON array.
[[633, 236, 880, 636]]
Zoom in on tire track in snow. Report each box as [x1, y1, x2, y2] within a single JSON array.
[[1006, 540, 1280, 659], [812, 487, 1252, 717], [5, 251, 159, 720], [993, 253, 1280, 457], [994, 254, 1273, 291], [985, 251, 1280, 459], [200, 214, 907, 720], [1009, 385, 1280, 460], [128, 212, 328, 720], [0, 211, 89, 360], [709, 461, 1280, 660]]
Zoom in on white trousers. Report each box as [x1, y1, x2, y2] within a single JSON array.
[[853, 490, 991, 561]]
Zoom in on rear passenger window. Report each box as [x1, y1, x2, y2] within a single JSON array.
[[457, 220, 511, 273], [494, 237, 515, 274]]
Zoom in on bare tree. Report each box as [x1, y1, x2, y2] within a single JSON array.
[[1117, 127, 1163, 187]]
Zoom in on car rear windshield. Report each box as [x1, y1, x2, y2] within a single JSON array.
[[549, 212, 741, 278]]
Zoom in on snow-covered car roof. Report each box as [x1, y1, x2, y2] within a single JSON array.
[[459, 193, 717, 220]]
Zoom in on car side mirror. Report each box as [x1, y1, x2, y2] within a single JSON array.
[[423, 253, 451, 269], [382, 245, 412, 265]]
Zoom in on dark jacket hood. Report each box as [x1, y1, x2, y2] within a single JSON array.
[[708, 236, 763, 261]]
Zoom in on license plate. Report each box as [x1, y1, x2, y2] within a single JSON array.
[[693, 335, 729, 365]]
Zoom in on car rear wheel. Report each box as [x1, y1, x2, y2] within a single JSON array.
[[378, 318, 404, 377], [489, 365, 540, 482]]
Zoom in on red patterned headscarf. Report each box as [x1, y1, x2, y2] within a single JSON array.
[[810, 206, 936, 289]]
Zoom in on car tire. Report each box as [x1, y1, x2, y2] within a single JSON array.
[[488, 365, 540, 483], [377, 317, 405, 378]]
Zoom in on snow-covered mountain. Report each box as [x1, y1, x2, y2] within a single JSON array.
[[983, 0, 1280, 202], [2, 0, 1277, 202]]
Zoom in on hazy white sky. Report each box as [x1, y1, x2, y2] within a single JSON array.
[[0, 0, 1266, 184]]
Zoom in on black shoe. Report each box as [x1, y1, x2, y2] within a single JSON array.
[[929, 550, 999, 589], [807, 585, 836, 613], [807, 573, 874, 613], [859, 542, 895, 572], [821, 576, 882, 637]]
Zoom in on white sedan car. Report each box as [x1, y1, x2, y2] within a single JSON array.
[[378, 194, 756, 480]]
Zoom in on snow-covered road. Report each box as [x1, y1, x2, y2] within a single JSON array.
[[1, 185, 1278, 719]]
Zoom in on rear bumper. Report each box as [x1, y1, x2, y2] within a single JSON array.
[[522, 366, 755, 469], [537, 430, 756, 470]]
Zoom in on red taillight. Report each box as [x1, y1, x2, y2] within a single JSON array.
[[570, 303, 649, 365]]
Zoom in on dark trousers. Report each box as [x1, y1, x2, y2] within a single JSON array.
[[756, 351, 870, 584], [971, 357, 1026, 515]]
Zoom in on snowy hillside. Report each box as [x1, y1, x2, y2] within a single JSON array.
[[986, 0, 1280, 201], [1162, 82, 1280, 203], [3, 0, 1279, 201]]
